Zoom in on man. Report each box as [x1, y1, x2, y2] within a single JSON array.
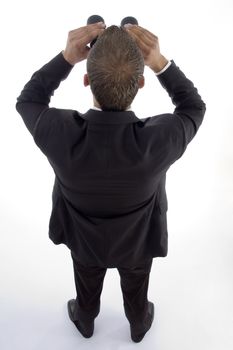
[[16, 21, 206, 343]]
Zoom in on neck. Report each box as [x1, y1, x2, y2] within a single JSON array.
[[93, 97, 101, 109], [93, 96, 132, 111]]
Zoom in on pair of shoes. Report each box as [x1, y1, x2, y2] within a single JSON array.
[[130, 302, 154, 343], [67, 299, 94, 338]]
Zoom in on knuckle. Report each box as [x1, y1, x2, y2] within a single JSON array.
[[68, 30, 74, 38]]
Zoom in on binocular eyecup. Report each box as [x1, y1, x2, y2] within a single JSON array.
[[87, 15, 138, 47]]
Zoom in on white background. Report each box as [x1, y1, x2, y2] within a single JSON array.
[[0, 0, 233, 349]]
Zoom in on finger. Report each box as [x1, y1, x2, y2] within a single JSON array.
[[125, 24, 158, 45], [127, 28, 157, 47], [136, 25, 158, 40], [74, 29, 105, 48], [127, 24, 158, 40], [126, 27, 155, 52], [69, 28, 105, 48], [133, 39, 152, 58], [69, 22, 105, 37], [126, 31, 155, 50]]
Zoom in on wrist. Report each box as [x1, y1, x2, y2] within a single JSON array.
[[62, 50, 76, 66], [149, 55, 169, 73]]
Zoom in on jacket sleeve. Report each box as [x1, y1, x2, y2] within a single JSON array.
[[15, 52, 74, 135], [157, 61, 206, 148]]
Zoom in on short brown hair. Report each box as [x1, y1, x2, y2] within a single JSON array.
[[87, 25, 144, 111]]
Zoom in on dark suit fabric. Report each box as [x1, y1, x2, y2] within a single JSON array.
[[71, 251, 152, 325], [16, 52, 206, 268]]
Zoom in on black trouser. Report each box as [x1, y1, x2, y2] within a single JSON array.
[[70, 251, 153, 326]]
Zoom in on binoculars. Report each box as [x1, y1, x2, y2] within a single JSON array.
[[87, 15, 139, 47]]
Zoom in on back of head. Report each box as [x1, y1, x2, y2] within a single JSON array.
[[87, 25, 144, 111]]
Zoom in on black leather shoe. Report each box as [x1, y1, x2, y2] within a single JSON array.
[[67, 299, 94, 338], [130, 302, 154, 343]]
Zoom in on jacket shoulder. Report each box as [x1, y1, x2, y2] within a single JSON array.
[[139, 114, 176, 128]]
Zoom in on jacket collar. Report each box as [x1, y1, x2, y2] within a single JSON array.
[[80, 109, 141, 124]]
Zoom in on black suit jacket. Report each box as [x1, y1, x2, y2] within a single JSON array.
[[16, 52, 206, 268]]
